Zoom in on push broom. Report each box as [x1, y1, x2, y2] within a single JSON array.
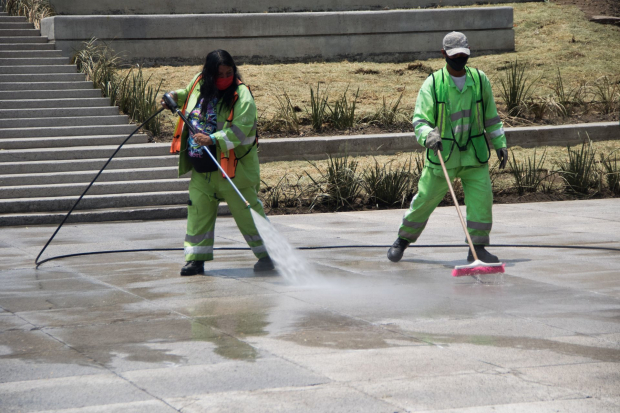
[[434, 105, 505, 277]]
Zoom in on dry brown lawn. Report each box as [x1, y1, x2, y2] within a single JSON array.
[[131, 1, 620, 138]]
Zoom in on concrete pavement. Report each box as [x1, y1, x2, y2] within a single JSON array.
[[1, 199, 619, 412]]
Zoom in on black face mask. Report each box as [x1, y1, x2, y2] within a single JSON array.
[[445, 55, 469, 72]]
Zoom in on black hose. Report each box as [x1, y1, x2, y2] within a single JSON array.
[[34, 243, 620, 268], [34, 108, 166, 268], [32, 107, 620, 269]]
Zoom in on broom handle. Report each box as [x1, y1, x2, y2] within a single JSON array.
[[436, 104, 479, 262]]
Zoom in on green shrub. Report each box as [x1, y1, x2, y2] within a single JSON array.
[[498, 59, 538, 116], [592, 76, 620, 115], [307, 83, 329, 132], [555, 138, 599, 196], [368, 91, 411, 127], [508, 148, 548, 195], [328, 86, 359, 129], [106, 67, 163, 136], [362, 156, 419, 208], [600, 153, 620, 195], [264, 90, 300, 134], [306, 154, 364, 210], [71, 38, 120, 92], [551, 68, 586, 117]]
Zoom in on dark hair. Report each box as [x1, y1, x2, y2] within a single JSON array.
[[199, 50, 240, 114]]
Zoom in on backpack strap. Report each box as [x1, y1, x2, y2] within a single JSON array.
[[170, 74, 202, 154]]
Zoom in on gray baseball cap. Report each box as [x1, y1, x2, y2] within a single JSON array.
[[443, 31, 470, 56]]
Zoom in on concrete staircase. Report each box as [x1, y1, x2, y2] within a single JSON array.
[[0, 11, 190, 226]]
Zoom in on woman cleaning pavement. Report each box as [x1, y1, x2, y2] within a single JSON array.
[[388, 32, 509, 264], [162, 49, 274, 276]]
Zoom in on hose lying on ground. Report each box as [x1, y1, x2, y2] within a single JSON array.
[[32, 108, 620, 268], [35, 244, 620, 268]]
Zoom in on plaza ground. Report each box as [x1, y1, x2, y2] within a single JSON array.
[[1, 199, 619, 412]]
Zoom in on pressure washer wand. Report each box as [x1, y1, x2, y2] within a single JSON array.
[[163, 94, 251, 208]]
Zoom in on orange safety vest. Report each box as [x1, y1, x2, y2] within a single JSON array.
[[170, 77, 256, 179]]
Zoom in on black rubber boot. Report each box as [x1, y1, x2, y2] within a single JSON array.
[[467, 245, 499, 263], [254, 256, 275, 272], [387, 238, 410, 262], [180, 260, 204, 276]]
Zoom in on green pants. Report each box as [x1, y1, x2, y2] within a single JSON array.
[[184, 171, 268, 261], [398, 164, 493, 245]]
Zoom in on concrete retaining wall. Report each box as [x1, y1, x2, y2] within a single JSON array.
[[48, 0, 533, 14], [41, 8, 514, 64], [257, 122, 620, 162]]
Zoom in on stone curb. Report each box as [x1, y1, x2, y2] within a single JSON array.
[[257, 122, 620, 162]]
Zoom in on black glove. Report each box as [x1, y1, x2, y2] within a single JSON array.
[[425, 128, 443, 153], [496, 148, 508, 169]]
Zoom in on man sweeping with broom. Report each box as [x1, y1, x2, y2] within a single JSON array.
[[388, 32, 508, 275]]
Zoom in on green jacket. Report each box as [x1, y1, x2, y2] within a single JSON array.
[[412, 66, 507, 169], [175, 73, 260, 192]]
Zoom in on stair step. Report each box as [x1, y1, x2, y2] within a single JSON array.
[[0, 115, 130, 129], [0, 50, 63, 58], [0, 29, 40, 36], [0, 178, 190, 199], [0, 134, 149, 150], [0, 133, 149, 150], [0, 16, 28, 23], [0, 191, 190, 213], [0, 22, 33, 29], [0, 106, 119, 118], [0, 81, 94, 91], [0, 97, 111, 109], [0, 123, 141, 139], [0, 204, 234, 227], [0, 89, 103, 100], [0, 43, 55, 50], [0, 143, 170, 162], [0, 65, 77, 74], [0, 166, 179, 186], [0, 155, 178, 175], [0, 36, 47, 43], [0, 57, 70, 65], [0, 73, 84, 82]]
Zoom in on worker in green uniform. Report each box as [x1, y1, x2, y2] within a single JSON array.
[[388, 32, 508, 263], [162, 50, 274, 276]]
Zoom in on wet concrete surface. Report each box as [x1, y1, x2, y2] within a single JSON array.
[[1, 199, 619, 412]]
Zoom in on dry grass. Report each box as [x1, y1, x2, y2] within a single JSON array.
[[132, 1, 620, 138]]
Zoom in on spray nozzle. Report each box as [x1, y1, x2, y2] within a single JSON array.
[[163, 93, 179, 113]]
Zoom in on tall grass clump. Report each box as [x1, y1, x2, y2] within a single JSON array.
[[265, 91, 300, 134], [106, 67, 163, 135], [592, 76, 620, 115], [306, 154, 364, 210], [307, 83, 329, 132], [4, 0, 55, 28], [507, 148, 548, 195], [555, 138, 599, 196], [369, 91, 411, 127], [552, 68, 585, 117], [498, 59, 538, 116], [71, 38, 121, 91], [600, 153, 620, 195], [329, 86, 359, 129], [362, 156, 419, 208]]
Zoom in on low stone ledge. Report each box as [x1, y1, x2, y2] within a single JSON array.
[[257, 122, 620, 162], [41, 8, 514, 64], [48, 0, 535, 15]]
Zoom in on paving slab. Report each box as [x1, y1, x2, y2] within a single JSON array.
[[0, 199, 619, 412]]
